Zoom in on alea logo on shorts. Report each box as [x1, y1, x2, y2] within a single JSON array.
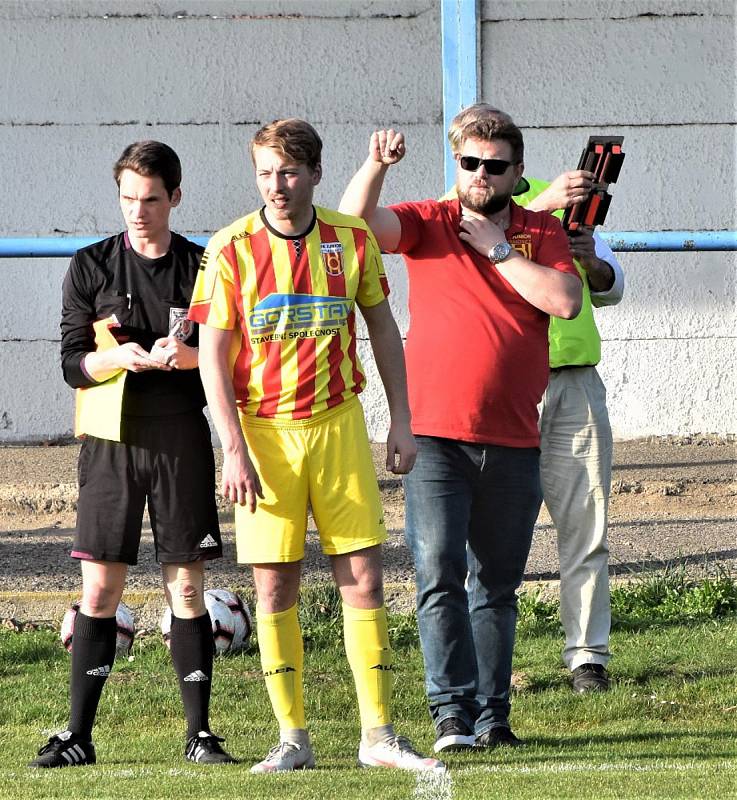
[[249, 293, 353, 344], [321, 241, 344, 276]]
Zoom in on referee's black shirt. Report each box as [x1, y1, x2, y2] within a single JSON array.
[[61, 231, 207, 417]]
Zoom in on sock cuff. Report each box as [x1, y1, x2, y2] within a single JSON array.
[[74, 611, 117, 640], [342, 603, 386, 623], [170, 612, 210, 635], [363, 723, 396, 745], [280, 728, 310, 745], [256, 603, 299, 627]]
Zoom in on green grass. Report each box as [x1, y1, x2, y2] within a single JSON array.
[[2, 579, 736, 800]]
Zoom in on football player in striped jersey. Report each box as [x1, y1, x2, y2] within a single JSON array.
[[190, 118, 443, 774]]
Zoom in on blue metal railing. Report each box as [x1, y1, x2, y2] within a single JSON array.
[[5, 3, 732, 260], [0, 236, 206, 258], [435, 1, 736, 253], [0, 231, 735, 257], [441, 0, 478, 193], [601, 231, 737, 252]]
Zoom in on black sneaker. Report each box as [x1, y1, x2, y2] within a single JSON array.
[[434, 717, 476, 753], [185, 731, 238, 764], [28, 730, 96, 768], [572, 663, 609, 693], [475, 727, 524, 748]]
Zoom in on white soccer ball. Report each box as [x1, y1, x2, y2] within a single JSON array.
[[206, 588, 252, 651], [60, 600, 135, 657], [160, 588, 252, 655]]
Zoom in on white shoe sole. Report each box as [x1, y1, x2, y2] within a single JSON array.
[[434, 733, 476, 753], [250, 758, 315, 773]]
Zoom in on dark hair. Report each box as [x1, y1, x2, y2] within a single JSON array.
[[250, 118, 322, 171], [448, 104, 524, 163], [113, 141, 182, 197]]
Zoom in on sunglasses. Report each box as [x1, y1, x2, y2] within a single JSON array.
[[458, 155, 515, 175]]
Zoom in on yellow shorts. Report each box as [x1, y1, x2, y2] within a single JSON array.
[[235, 397, 387, 563]]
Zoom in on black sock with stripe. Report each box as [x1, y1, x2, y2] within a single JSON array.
[[68, 612, 117, 740], [169, 612, 214, 739]]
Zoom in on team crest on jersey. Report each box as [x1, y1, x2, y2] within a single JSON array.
[[169, 307, 194, 341], [321, 242, 344, 276], [509, 232, 533, 260]]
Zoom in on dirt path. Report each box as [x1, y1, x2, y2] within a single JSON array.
[[1, 436, 734, 623]]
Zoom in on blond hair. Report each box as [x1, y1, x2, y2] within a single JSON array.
[[250, 118, 322, 170], [447, 104, 523, 162]]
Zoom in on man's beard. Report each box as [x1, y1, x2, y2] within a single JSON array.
[[458, 187, 512, 216]]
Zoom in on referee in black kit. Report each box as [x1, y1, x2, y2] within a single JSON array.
[[29, 141, 236, 769]]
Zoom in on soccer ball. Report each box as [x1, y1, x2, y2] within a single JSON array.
[[206, 588, 252, 651], [160, 588, 252, 655], [60, 601, 135, 657]]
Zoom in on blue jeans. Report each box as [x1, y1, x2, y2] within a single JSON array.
[[404, 436, 542, 735]]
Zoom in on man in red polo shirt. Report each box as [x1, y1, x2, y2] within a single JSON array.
[[340, 112, 581, 752]]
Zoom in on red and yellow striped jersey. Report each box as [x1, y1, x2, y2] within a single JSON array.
[[189, 206, 389, 421]]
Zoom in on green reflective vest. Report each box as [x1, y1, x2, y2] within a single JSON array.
[[515, 177, 601, 368]]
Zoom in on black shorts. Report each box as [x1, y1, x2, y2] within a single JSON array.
[[72, 410, 222, 565]]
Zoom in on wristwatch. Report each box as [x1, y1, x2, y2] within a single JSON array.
[[487, 241, 512, 264]]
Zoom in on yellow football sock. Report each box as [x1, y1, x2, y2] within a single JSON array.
[[343, 603, 393, 731], [256, 604, 306, 732]]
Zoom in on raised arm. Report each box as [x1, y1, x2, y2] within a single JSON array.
[[197, 325, 263, 512], [525, 170, 596, 213], [339, 129, 405, 252], [523, 170, 625, 305], [358, 299, 416, 474]]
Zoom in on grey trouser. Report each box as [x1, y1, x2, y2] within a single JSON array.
[[538, 366, 613, 670]]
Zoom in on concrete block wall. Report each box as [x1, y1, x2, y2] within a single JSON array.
[[0, 0, 734, 441], [474, 0, 737, 438]]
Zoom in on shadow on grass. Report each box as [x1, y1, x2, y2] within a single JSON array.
[[524, 728, 737, 752], [614, 665, 737, 684], [519, 662, 737, 693], [519, 612, 737, 637]]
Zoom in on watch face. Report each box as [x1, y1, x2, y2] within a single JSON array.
[[492, 242, 511, 262]]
